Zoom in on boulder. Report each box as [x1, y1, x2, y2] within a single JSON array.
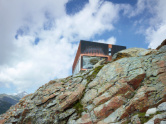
[[145, 108, 157, 116], [112, 48, 154, 61], [157, 102, 166, 112]]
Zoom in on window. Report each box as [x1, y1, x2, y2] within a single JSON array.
[[108, 48, 111, 56]]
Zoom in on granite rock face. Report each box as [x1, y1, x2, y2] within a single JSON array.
[[0, 46, 166, 124]]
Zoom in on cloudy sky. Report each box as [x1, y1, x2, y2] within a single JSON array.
[[0, 0, 166, 94]]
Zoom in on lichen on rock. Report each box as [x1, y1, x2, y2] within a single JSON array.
[[0, 46, 166, 124]]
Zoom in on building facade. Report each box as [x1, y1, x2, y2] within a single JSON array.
[[72, 40, 126, 75]]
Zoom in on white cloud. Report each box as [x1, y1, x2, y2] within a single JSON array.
[[123, 0, 166, 49], [52, 0, 119, 41], [0, 0, 68, 65], [121, 0, 146, 17], [0, 0, 120, 93], [145, 0, 166, 49], [95, 36, 116, 44], [146, 24, 166, 49]]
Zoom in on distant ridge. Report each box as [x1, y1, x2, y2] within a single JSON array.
[[0, 91, 28, 115]]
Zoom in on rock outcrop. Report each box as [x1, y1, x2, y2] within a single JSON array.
[[156, 39, 166, 50], [0, 46, 166, 124]]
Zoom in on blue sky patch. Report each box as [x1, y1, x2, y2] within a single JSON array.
[[15, 26, 29, 39], [66, 0, 89, 15], [34, 37, 40, 45]]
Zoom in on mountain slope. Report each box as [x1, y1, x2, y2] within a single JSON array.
[[0, 100, 12, 115], [0, 94, 20, 105], [0, 45, 166, 124], [0, 92, 28, 115]]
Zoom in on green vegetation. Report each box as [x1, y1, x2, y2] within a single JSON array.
[[73, 75, 83, 79], [73, 101, 84, 117], [132, 111, 163, 123], [86, 65, 104, 83], [113, 53, 131, 61], [138, 112, 153, 123], [73, 65, 104, 117], [0, 100, 12, 114]]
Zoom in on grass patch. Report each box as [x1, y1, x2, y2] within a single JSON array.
[[72, 65, 104, 117], [86, 65, 104, 83], [69, 65, 104, 118], [138, 112, 153, 123], [132, 111, 163, 123], [73, 76, 83, 79], [73, 101, 84, 117]]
